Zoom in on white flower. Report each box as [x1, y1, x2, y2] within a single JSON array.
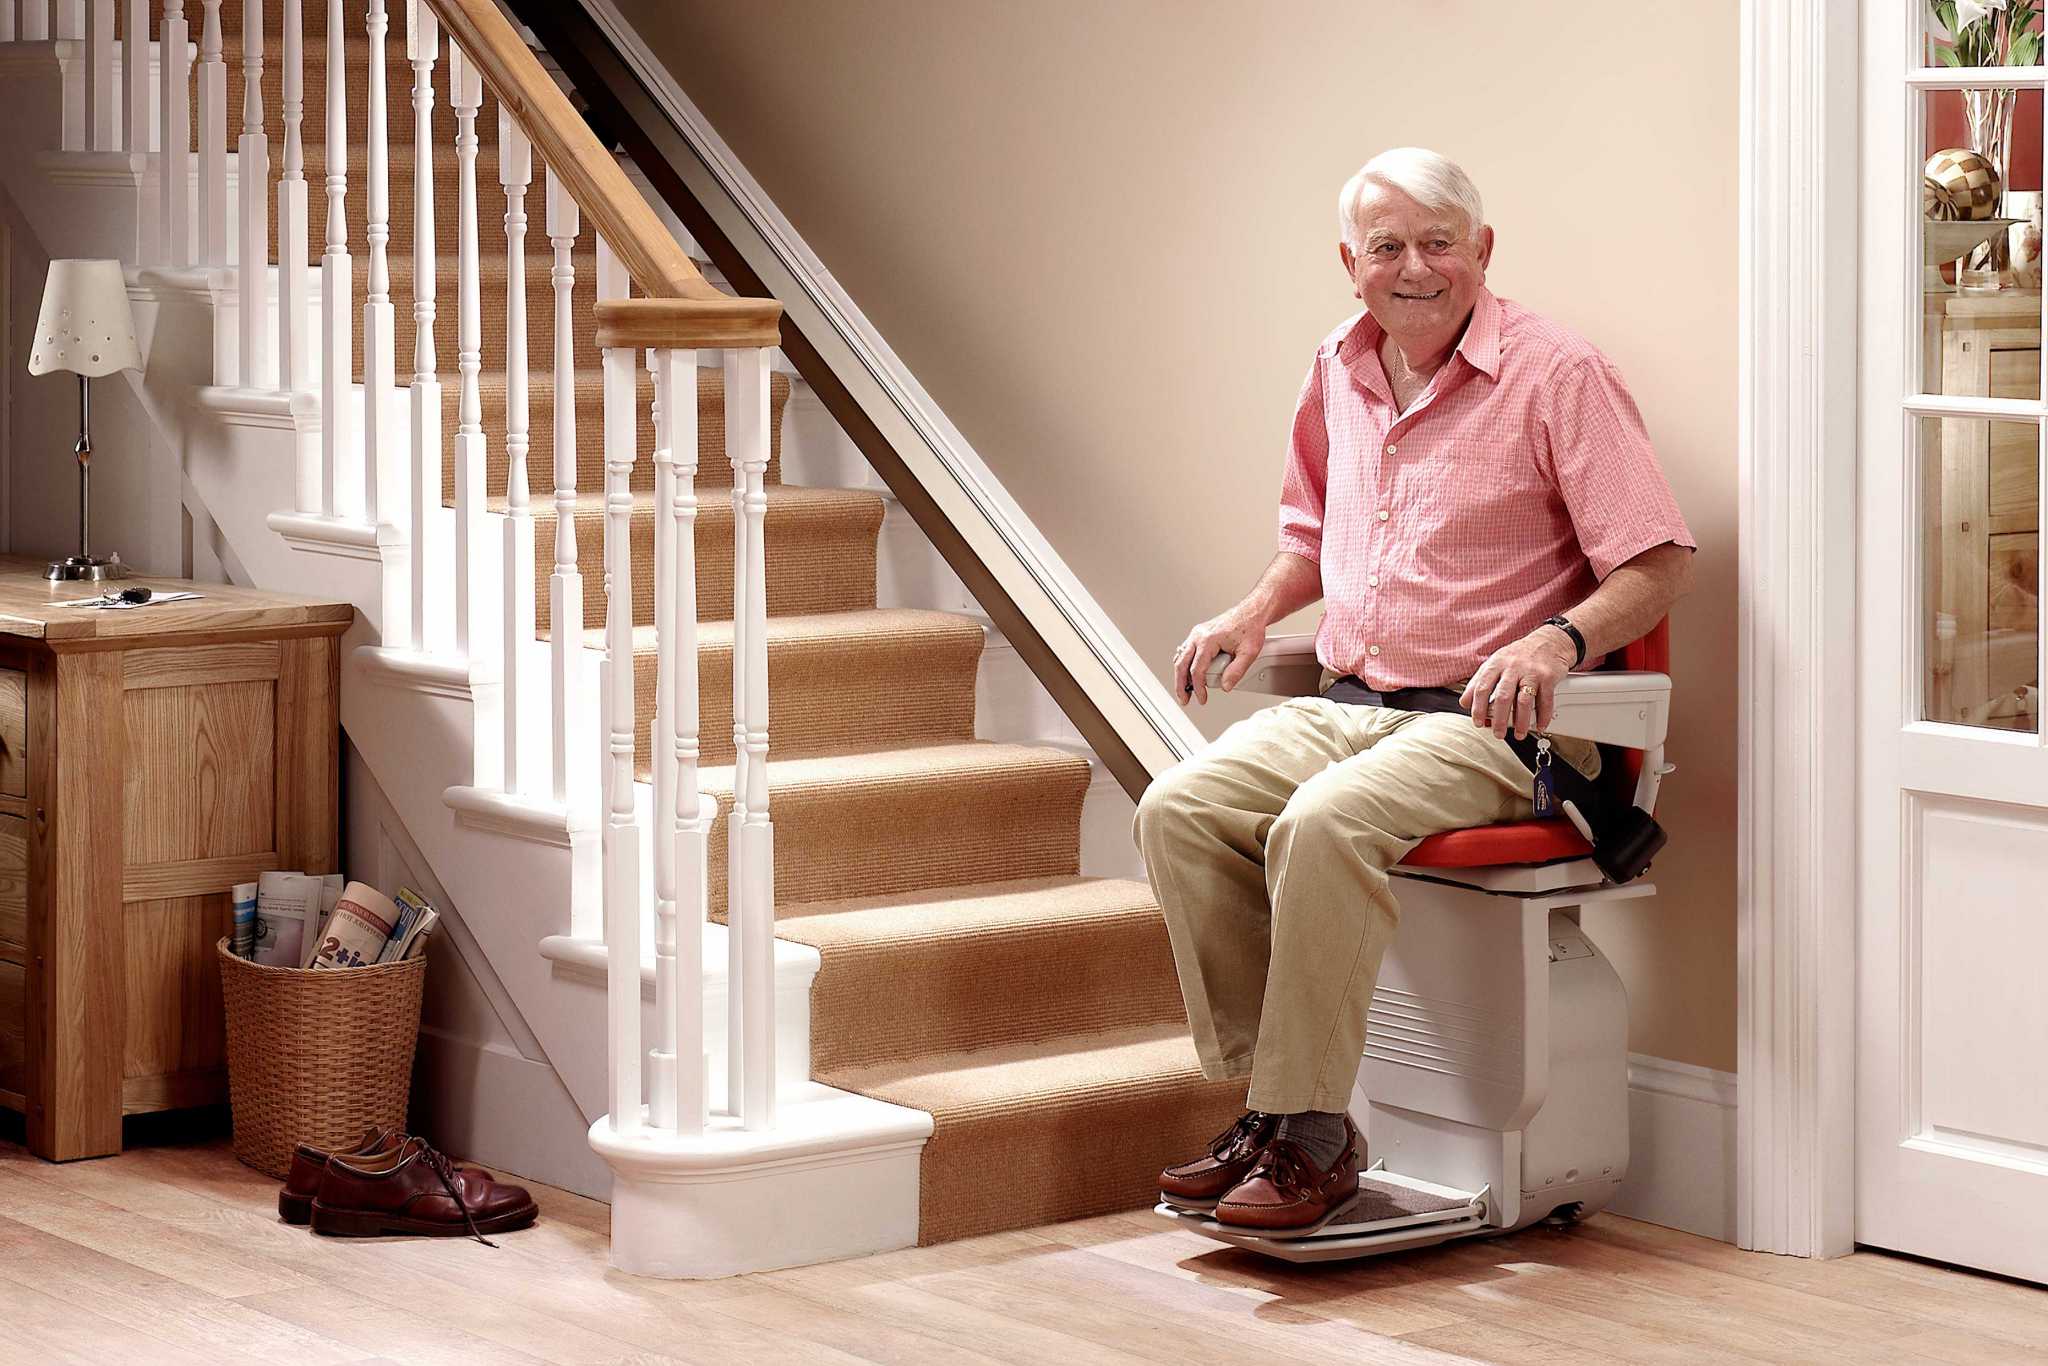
[[1957, 0, 1994, 29]]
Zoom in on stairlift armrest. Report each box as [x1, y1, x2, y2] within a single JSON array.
[[1204, 633, 1322, 697], [1545, 672, 1671, 751]]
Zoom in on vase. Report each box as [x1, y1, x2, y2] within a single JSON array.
[[1960, 86, 2018, 292]]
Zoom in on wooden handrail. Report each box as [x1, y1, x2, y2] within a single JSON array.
[[423, 0, 772, 323], [594, 298, 782, 352]]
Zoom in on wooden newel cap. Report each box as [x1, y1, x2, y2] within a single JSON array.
[[594, 297, 784, 351]]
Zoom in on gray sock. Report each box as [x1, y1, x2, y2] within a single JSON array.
[[1275, 1110, 1349, 1171]]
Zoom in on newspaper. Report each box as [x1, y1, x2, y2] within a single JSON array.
[[252, 871, 323, 966], [378, 888, 442, 963], [307, 882, 404, 971], [230, 882, 258, 958]]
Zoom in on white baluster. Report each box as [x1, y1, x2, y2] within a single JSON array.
[[237, 0, 267, 388], [20, 3, 49, 42], [321, 0, 354, 517], [450, 42, 500, 786], [159, 0, 189, 265], [196, 0, 224, 265], [649, 348, 675, 1130], [52, 0, 78, 36], [547, 170, 583, 805], [1, 5, 14, 43], [406, 0, 440, 651], [500, 108, 535, 795], [600, 252, 642, 1138], [664, 346, 706, 1138], [122, 0, 146, 154], [726, 347, 775, 1130], [83, 0, 111, 150], [362, 0, 394, 519]]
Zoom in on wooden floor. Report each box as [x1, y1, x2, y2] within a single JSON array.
[[0, 1127, 2044, 1365]]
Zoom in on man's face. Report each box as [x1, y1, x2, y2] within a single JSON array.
[[1338, 186, 1494, 347]]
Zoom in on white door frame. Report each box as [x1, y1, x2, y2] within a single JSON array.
[[1735, 0, 1861, 1258]]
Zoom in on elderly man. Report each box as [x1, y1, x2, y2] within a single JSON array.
[[1134, 147, 1695, 1232]]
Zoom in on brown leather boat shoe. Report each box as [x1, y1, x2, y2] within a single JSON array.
[[310, 1136, 538, 1244], [1158, 1109, 1278, 1210], [278, 1125, 400, 1225], [1212, 1118, 1361, 1231]]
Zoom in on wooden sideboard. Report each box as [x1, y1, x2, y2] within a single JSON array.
[[0, 562, 351, 1160], [1924, 288, 2043, 728]]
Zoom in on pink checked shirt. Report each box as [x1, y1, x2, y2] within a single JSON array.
[[1277, 288, 1695, 689]]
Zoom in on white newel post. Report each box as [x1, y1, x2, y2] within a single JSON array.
[[321, 0, 354, 518], [449, 41, 500, 786], [196, 0, 224, 266], [122, 0, 147, 155], [665, 346, 708, 1138], [407, 0, 440, 651], [547, 170, 584, 806], [159, 1, 190, 266], [599, 240, 642, 1137], [83, 0, 111, 150], [726, 347, 776, 1130], [500, 108, 536, 795], [238, 0, 269, 389]]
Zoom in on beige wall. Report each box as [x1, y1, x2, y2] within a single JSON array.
[[619, 0, 1739, 1073]]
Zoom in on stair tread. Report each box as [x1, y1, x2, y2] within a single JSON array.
[[775, 873, 1159, 949], [697, 740, 1090, 799], [598, 607, 984, 655], [817, 1022, 1210, 1117]]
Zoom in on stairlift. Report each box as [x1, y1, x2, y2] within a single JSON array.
[[1154, 622, 1675, 1263]]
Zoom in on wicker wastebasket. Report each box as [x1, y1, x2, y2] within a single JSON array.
[[215, 937, 427, 1178]]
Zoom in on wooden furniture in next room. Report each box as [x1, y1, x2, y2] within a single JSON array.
[[0, 562, 352, 1160]]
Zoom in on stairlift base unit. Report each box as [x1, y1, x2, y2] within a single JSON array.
[[1157, 877, 1638, 1263]]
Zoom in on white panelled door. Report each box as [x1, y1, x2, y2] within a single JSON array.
[[1857, 2, 2048, 1285]]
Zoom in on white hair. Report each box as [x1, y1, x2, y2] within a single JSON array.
[[1337, 148, 1485, 247]]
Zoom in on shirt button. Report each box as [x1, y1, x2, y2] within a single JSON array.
[[1367, 574, 1379, 587], [1368, 645, 1382, 657], [1385, 443, 1397, 455], [1377, 509, 1389, 522]]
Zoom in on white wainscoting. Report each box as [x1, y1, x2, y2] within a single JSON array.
[[1613, 1053, 1739, 1242]]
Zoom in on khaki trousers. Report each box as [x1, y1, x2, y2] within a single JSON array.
[[1132, 682, 1599, 1114]]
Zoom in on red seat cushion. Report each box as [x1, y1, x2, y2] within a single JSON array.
[[1400, 819, 1592, 869]]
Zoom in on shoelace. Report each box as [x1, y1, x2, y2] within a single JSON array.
[[1243, 1139, 1318, 1200], [1207, 1110, 1271, 1163], [419, 1142, 498, 1247]]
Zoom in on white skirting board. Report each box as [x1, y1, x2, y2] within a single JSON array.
[[1612, 1052, 1739, 1243], [413, 1026, 614, 1202]]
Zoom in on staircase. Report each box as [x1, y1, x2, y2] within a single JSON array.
[[0, 0, 1237, 1270]]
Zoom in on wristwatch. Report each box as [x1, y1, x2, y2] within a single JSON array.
[[1542, 614, 1586, 669]]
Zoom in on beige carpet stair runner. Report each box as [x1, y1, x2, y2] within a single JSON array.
[[167, 0, 1244, 1245]]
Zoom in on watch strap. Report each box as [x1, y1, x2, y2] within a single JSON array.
[[1544, 615, 1586, 669]]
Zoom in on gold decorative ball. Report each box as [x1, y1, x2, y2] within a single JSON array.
[[1926, 148, 2003, 221]]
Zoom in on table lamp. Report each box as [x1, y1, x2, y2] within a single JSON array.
[[28, 259, 142, 581]]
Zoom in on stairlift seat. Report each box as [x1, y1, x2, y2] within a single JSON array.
[[1396, 618, 1668, 870], [1170, 619, 1676, 1261]]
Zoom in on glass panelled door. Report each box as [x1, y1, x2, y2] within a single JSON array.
[[1857, 1, 2048, 1285]]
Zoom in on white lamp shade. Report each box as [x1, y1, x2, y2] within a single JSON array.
[[28, 259, 142, 378]]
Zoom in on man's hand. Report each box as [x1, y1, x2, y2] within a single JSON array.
[[1173, 606, 1269, 707], [1460, 626, 1577, 740]]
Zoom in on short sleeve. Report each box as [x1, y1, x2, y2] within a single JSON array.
[[1277, 352, 1329, 563], [1539, 356, 1697, 580]]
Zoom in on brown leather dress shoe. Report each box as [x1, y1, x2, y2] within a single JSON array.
[[1158, 1110, 1278, 1210], [310, 1136, 538, 1243], [1212, 1118, 1362, 1231], [278, 1126, 400, 1225]]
